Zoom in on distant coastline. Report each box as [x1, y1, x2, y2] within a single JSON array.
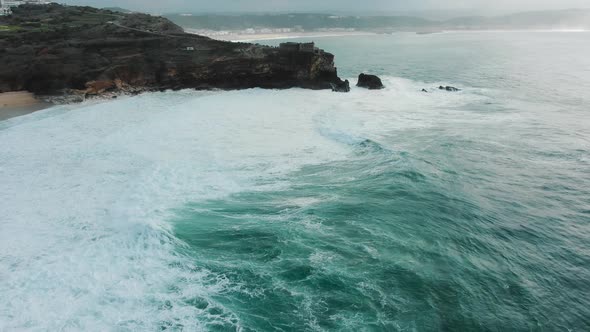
[[166, 9, 590, 36], [197, 29, 589, 42], [188, 30, 377, 42]]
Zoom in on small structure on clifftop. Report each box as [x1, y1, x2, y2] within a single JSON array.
[[279, 42, 322, 54], [279, 42, 300, 52], [300, 42, 315, 52]]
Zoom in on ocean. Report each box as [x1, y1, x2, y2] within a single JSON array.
[[1, 32, 589, 331]]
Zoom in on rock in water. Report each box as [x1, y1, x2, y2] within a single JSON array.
[[356, 73, 384, 90], [439, 86, 461, 92], [0, 4, 344, 98], [331, 79, 350, 92]]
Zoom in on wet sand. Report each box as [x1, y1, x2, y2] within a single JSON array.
[[0, 92, 52, 121]]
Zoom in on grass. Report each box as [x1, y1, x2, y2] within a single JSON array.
[[0, 25, 21, 32]]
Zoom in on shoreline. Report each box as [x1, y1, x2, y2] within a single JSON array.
[[197, 31, 377, 42], [0, 91, 53, 121], [193, 29, 589, 42]]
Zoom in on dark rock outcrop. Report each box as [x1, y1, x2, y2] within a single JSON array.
[[331, 79, 350, 92], [439, 85, 460, 92], [356, 73, 384, 90], [0, 4, 344, 98]]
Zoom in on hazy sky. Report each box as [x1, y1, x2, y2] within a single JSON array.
[[64, 0, 590, 14]]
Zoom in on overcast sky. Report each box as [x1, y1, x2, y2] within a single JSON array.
[[64, 0, 590, 14]]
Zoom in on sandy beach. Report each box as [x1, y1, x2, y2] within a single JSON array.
[[197, 31, 377, 42], [0, 91, 52, 121]]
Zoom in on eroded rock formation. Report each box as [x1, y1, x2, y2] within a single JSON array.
[[331, 79, 350, 92], [356, 73, 384, 90], [439, 86, 461, 92]]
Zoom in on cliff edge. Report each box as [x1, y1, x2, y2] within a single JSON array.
[[0, 4, 345, 98]]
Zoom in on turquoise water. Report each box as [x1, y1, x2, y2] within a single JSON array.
[[1, 32, 589, 331]]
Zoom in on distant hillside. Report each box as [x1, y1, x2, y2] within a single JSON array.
[[165, 9, 590, 31], [445, 9, 590, 30], [165, 13, 433, 31]]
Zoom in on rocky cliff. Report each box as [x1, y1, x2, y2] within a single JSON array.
[[0, 4, 345, 98]]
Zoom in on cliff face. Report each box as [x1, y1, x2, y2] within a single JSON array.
[[0, 4, 344, 96]]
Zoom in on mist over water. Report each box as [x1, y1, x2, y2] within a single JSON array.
[[1, 32, 589, 330]]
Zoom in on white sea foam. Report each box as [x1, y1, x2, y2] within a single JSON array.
[[0, 77, 489, 330]]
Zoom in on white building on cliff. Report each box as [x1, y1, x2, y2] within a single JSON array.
[[0, 0, 10, 15], [1, 0, 51, 15]]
